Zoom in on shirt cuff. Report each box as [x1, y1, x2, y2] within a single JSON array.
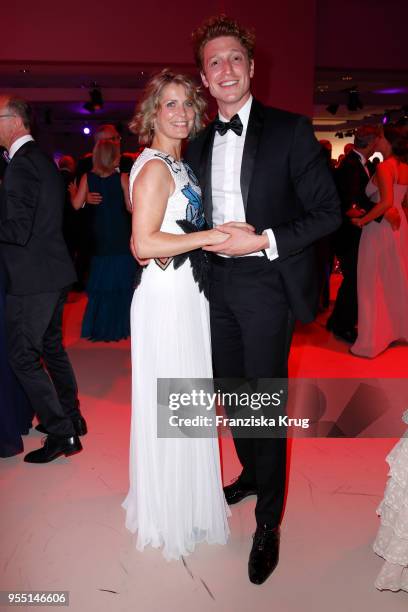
[[262, 228, 279, 261]]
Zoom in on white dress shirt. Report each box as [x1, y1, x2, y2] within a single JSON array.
[[211, 95, 278, 260], [9, 135, 34, 159]]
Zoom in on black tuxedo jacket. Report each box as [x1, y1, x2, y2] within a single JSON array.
[[0, 141, 76, 295], [185, 99, 341, 322], [333, 149, 377, 254]]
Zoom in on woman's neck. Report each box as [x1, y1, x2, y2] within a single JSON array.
[[151, 136, 182, 160]]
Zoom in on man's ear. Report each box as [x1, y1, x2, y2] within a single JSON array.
[[200, 71, 209, 89], [249, 60, 255, 79]]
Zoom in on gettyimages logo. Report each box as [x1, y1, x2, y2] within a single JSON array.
[[157, 378, 408, 439]]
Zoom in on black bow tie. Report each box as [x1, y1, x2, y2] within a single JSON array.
[[214, 114, 243, 136]]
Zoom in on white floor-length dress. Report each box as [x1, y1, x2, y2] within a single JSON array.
[[122, 148, 229, 560], [374, 412, 408, 592], [351, 179, 408, 358]]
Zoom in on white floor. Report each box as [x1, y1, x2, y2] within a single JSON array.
[[1, 289, 407, 612]]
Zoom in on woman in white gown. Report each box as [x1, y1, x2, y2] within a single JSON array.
[[374, 411, 408, 592], [122, 70, 231, 560], [350, 124, 408, 358]]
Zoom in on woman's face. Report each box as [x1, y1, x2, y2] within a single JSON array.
[[154, 83, 195, 141], [376, 132, 392, 157]]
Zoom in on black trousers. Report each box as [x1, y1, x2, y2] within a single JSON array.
[[210, 256, 295, 528], [6, 289, 79, 437], [329, 238, 359, 332]]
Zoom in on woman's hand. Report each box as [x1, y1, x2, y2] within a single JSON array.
[[351, 217, 366, 228], [216, 221, 255, 233], [68, 180, 77, 198], [87, 192, 103, 205], [204, 228, 230, 246], [384, 207, 401, 231]]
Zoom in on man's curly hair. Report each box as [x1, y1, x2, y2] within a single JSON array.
[[192, 15, 255, 72]]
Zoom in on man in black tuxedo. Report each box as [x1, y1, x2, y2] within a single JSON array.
[[0, 95, 86, 463], [326, 126, 380, 343], [186, 16, 341, 585]]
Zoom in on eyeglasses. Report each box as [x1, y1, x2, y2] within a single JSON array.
[[0, 114, 16, 119]]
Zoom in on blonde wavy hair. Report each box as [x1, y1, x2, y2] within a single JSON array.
[[92, 139, 120, 176], [129, 69, 206, 145]]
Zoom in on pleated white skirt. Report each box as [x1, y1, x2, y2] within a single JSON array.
[[122, 260, 230, 560]]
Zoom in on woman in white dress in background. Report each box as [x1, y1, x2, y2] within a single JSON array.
[[122, 70, 231, 560], [374, 411, 408, 592], [351, 124, 408, 358]]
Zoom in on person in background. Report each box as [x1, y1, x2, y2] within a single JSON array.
[[373, 410, 408, 592], [0, 252, 33, 458], [58, 155, 81, 290], [70, 139, 136, 341], [74, 124, 134, 290], [350, 124, 408, 358], [0, 95, 86, 463], [327, 126, 380, 343]]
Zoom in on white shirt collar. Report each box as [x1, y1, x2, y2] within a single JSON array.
[[218, 94, 253, 130], [9, 135, 34, 159]]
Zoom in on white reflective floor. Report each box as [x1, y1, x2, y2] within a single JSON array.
[[1, 282, 407, 612]]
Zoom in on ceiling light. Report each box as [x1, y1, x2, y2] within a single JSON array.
[[83, 86, 104, 113]]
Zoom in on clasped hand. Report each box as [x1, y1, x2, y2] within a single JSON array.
[[203, 222, 268, 256]]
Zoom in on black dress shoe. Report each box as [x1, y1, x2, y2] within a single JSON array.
[[72, 416, 88, 436], [248, 525, 280, 585], [24, 435, 82, 463], [223, 480, 257, 505], [35, 416, 88, 437]]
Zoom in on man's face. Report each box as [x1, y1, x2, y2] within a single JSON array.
[[200, 36, 254, 117], [0, 97, 17, 150]]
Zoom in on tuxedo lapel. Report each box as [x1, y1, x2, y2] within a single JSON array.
[[199, 125, 215, 226], [241, 99, 264, 214]]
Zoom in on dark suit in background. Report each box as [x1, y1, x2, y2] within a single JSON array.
[[328, 150, 375, 335], [0, 141, 80, 438]]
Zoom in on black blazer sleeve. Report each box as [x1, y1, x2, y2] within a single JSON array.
[[273, 116, 341, 259], [335, 160, 372, 213], [0, 155, 40, 246]]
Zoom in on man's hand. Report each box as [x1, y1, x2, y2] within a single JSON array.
[[216, 221, 256, 234], [346, 205, 365, 218], [203, 226, 269, 256], [384, 207, 401, 231], [87, 192, 103, 205]]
